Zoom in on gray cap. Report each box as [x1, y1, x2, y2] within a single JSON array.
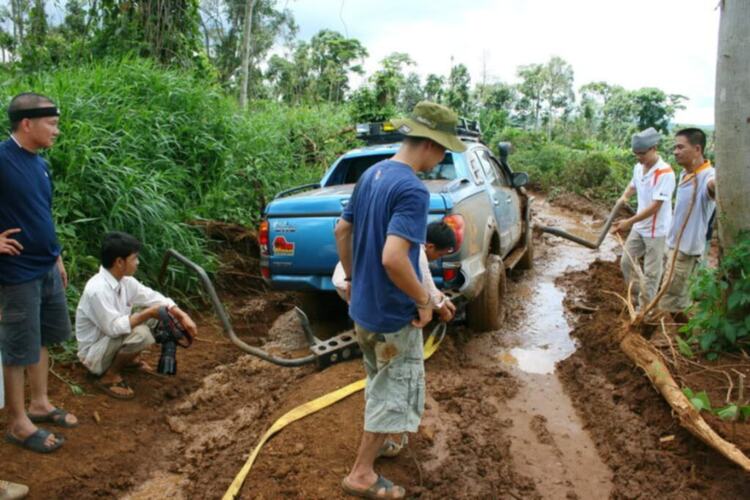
[[631, 127, 661, 152]]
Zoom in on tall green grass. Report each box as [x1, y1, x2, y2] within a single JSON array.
[[0, 59, 356, 304]]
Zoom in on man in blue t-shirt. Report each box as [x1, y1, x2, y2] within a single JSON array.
[[0, 93, 77, 455], [336, 101, 466, 499]]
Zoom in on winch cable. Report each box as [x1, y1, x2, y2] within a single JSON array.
[[538, 198, 625, 249], [222, 322, 448, 500]]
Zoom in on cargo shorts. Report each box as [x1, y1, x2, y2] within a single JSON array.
[[659, 249, 701, 313], [355, 323, 425, 434], [0, 267, 72, 366]]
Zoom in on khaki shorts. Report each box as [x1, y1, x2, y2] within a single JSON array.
[[97, 324, 155, 375], [355, 323, 425, 434], [659, 250, 700, 313]]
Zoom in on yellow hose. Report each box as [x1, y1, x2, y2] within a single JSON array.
[[222, 325, 446, 499]]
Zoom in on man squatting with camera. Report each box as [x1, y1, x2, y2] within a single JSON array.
[[75, 232, 197, 399]]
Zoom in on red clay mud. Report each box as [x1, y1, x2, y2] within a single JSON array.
[[558, 259, 750, 499]]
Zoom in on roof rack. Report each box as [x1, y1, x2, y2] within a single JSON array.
[[355, 118, 483, 146]]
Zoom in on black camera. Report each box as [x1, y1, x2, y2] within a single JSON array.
[[153, 306, 193, 375]]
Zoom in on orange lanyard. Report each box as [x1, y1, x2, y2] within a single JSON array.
[[681, 161, 711, 185]]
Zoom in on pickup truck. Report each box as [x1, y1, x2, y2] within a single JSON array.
[[258, 122, 533, 331]]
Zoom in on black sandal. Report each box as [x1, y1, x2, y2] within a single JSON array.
[[28, 408, 79, 428]]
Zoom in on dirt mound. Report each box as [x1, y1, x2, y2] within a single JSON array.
[[557, 260, 750, 499], [192, 220, 265, 295]]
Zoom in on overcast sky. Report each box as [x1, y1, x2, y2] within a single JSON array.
[[285, 0, 720, 125]]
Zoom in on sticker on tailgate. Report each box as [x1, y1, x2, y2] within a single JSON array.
[[273, 236, 295, 256]]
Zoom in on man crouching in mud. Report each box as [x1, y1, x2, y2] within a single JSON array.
[[335, 101, 466, 498]]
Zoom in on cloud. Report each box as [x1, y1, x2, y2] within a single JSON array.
[[286, 0, 719, 124]]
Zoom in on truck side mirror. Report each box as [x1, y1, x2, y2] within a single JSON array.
[[511, 172, 529, 188], [497, 142, 512, 163]]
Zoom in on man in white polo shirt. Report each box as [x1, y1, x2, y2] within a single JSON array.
[[613, 127, 676, 308], [660, 128, 716, 315]]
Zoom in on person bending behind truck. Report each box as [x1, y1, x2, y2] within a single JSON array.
[[659, 128, 716, 318], [333, 221, 457, 322], [75, 232, 197, 399], [335, 101, 466, 499], [612, 127, 676, 308]]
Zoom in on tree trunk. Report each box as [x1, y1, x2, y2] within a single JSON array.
[[238, 0, 255, 109], [715, 0, 750, 249]]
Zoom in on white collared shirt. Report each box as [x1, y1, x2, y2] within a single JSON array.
[[75, 267, 175, 373], [630, 158, 676, 238], [332, 245, 444, 308]]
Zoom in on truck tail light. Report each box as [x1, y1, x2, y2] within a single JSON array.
[[443, 268, 459, 282], [260, 266, 271, 279], [442, 214, 464, 252], [259, 221, 269, 253]]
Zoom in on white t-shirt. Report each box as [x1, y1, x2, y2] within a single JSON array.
[[630, 158, 676, 238], [332, 245, 444, 308], [668, 163, 716, 256]]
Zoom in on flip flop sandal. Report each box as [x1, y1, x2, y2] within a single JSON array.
[[341, 475, 406, 499], [96, 379, 135, 400], [28, 408, 79, 428], [122, 360, 153, 373], [0, 479, 30, 499], [5, 428, 64, 454]]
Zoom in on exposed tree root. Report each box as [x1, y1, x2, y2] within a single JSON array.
[[618, 331, 750, 472], [610, 175, 750, 472]]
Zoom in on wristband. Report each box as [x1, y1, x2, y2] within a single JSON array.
[[416, 296, 431, 309]]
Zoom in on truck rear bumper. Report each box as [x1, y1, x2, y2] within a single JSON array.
[[266, 275, 337, 292]]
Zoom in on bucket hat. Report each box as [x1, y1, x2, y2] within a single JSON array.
[[391, 101, 467, 152]]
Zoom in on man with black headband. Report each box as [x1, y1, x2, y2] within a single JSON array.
[[0, 92, 77, 454]]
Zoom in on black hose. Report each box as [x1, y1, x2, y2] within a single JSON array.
[[158, 249, 316, 367], [538, 199, 625, 249]]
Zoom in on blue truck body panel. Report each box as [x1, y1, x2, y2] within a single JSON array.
[[260, 139, 528, 301]]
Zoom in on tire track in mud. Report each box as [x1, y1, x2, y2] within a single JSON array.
[[463, 198, 616, 499]]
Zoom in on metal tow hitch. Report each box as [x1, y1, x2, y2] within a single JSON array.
[[294, 308, 361, 369]]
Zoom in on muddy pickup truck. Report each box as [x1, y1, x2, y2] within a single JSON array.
[[258, 122, 533, 331]]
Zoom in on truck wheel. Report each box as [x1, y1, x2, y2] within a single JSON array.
[[467, 254, 507, 332], [517, 223, 534, 270]]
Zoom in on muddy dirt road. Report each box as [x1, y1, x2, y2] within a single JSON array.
[[1, 196, 748, 499]]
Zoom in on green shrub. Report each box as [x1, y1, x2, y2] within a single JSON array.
[[682, 231, 750, 356]]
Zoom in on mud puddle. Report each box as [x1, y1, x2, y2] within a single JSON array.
[[467, 198, 617, 499]]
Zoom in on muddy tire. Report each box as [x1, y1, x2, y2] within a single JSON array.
[[467, 254, 507, 332], [516, 223, 534, 270]]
